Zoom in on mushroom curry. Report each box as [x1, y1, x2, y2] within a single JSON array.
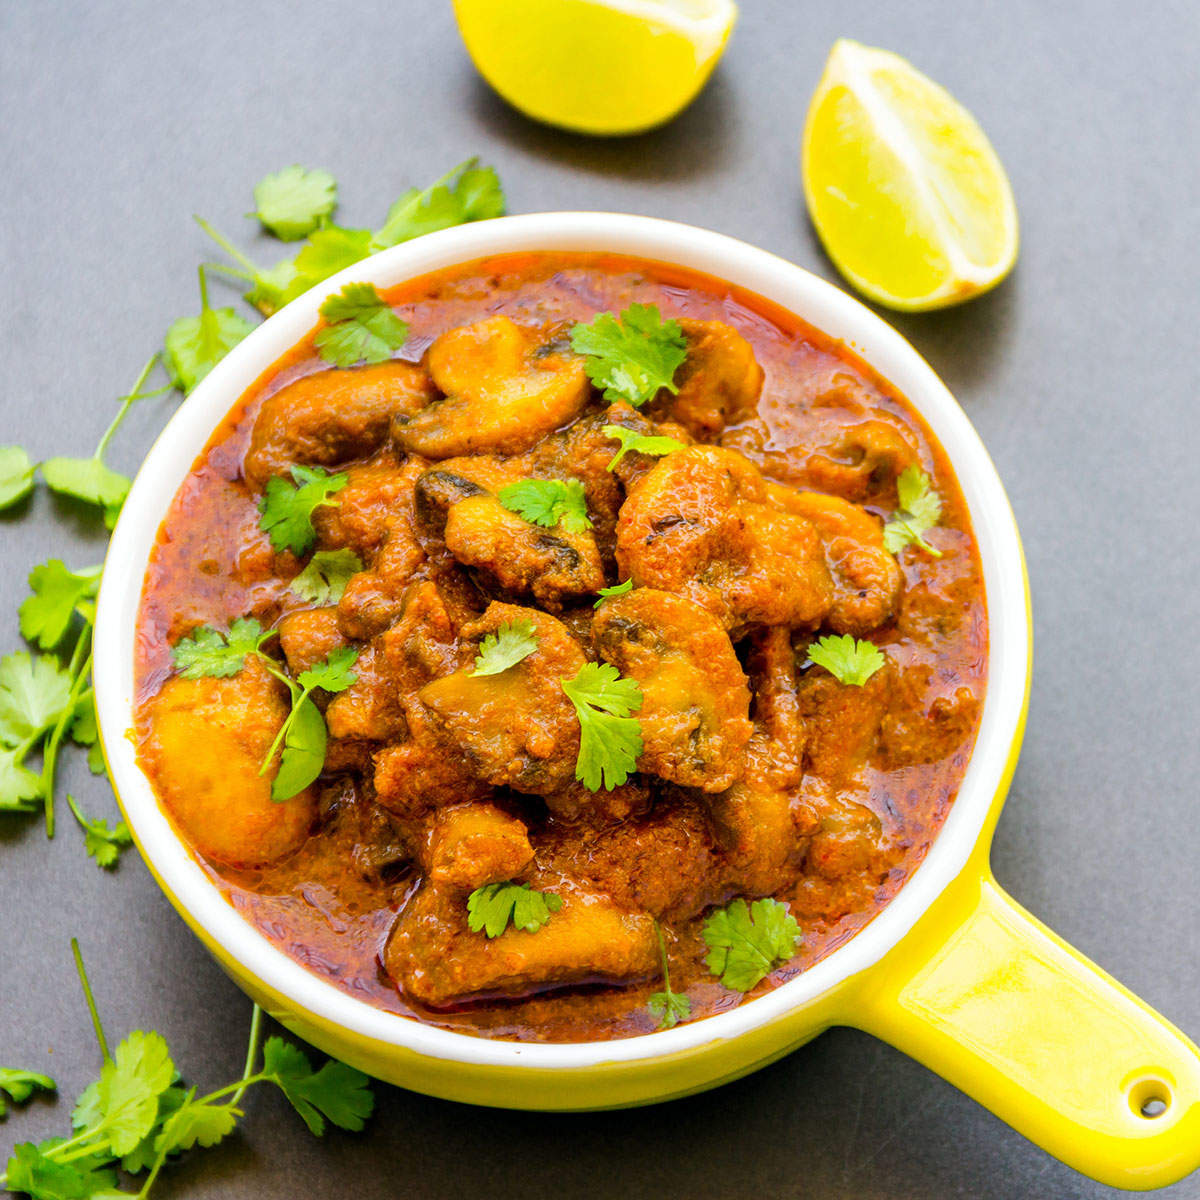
[[135, 252, 986, 1043]]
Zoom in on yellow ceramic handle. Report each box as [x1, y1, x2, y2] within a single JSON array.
[[853, 869, 1200, 1190]]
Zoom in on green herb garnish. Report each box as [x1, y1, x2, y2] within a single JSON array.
[[258, 464, 348, 556], [467, 882, 564, 938], [806, 634, 886, 686], [315, 282, 409, 367], [570, 304, 688, 406], [561, 661, 643, 791], [471, 620, 539, 677], [647, 921, 691, 1030], [883, 465, 943, 557], [163, 267, 255, 395], [251, 166, 338, 241], [497, 478, 592, 533], [702, 898, 802, 992], [593, 579, 634, 608], [289, 548, 363, 605], [602, 424, 686, 471]]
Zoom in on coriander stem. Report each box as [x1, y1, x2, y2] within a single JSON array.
[[93, 354, 161, 461], [258, 684, 310, 776], [42, 638, 92, 837], [229, 1004, 265, 1106], [654, 919, 673, 994], [198, 262, 211, 313], [193, 215, 262, 276], [71, 937, 111, 1062], [205, 260, 255, 283], [193, 1072, 272, 1108]]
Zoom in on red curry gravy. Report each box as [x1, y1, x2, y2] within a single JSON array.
[[135, 252, 986, 1042]]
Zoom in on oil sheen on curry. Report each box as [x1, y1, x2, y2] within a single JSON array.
[[135, 252, 987, 1043]]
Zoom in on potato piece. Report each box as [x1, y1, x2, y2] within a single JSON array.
[[593, 588, 750, 791], [423, 803, 534, 891], [393, 317, 588, 458], [772, 488, 903, 635], [385, 881, 656, 1006], [419, 603, 586, 795], [616, 445, 833, 630], [142, 659, 314, 867], [244, 362, 435, 487], [646, 319, 763, 438]]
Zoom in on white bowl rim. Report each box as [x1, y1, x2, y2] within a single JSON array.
[[95, 211, 1028, 1073]]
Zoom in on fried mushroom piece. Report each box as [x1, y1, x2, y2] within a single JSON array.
[[593, 588, 751, 791], [244, 362, 435, 488], [646, 319, 763, 438], [707, 628, 814, 897], [421, 802, 534, 891], [393, 317, 589, 458], [312, 454, 426, 560], [142, 658, 314, 868], [277, 607, 348, 675], [772, 488, 903, 635], [384, 880, 657, 1007], [414, 463, 604, 609], [616, 445, 834, 630], [803, 418, 920, 504], [418, 603, 586, 796]]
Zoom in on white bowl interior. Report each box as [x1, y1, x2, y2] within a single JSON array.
[[94, 213, 1029, 1071]]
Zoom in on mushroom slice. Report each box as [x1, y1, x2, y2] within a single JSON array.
[[393, 317, 588, 458], [244, 361, 435, 487], [418, 603, 586, 795], [593, 588, 750, 791]]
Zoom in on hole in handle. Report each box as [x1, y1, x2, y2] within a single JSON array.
[[1128, 1077, 1172, 1120]]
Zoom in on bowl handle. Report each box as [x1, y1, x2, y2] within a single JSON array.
[[848, 867, 1200, 1189]]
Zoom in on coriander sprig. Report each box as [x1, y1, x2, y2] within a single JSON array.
[[702, 898, 802, 992], [467, 882, 563, 938], [601, 424, 685, 471], [497, 478, 592, 533], [806, 634, 886, 686], [883, 465, 943, 557], [570, 304, 688, 406], [647, 921, 692, 1030], [258, 464, 349, 557], [471, 620, 539, 677], [560, 661, 644, 791], [0, 941, 374, 1199]]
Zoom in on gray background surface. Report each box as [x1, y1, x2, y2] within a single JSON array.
[[2, 1, 1198, 1196]]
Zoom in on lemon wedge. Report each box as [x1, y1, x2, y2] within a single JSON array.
[[453, 0, 737, 136], [802, 39, 1018, 311]]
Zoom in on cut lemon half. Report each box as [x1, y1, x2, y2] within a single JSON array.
[[802, 39, 1018, 311], [453, 0, 737, 136]]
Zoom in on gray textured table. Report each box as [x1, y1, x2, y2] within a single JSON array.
[[3, 2, 1198, 1197]]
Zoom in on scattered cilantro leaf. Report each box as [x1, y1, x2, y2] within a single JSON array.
[[561, 661, 643, 791], [152, 1088, 240, 1157], [373, 158, 505, 248], [647, 922, 691, 1030], [4, 1140, 118, 1198], [19, 561, 102, 651], [289, 548, 363, 605], [466, 881, 564, 939], [0, 446, 35, 510], [806, 634, 886, 687], [261, 1037, 374, 1137], [67, 796, 132, 870], [593, 579, 634, 608], [84, 1029, 176, 1156], [244, 257, 308, 317], [702, 898, 802, 992], [291, 225, 375, 285], [0, 1069, 56, 1116], [601, 424, 685, 471], [471, 620, 539, 677], [570, 304, 688, 406], [297, 645, 359, 694], [40, 457, 131, 512], [314, 282, 409, 367], [0, 652, 74, 747], [170, 618, 269, 680], [883, 465, 944, 557], [252, 166, 338, 241], [164, 267, 255, 395], [0, 748, 43, 812], [270, 694, 327, 803], [498, 478, 592, 533], [258, 464, 348, 556]]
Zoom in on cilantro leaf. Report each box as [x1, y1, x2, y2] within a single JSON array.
[[271, 694, 327, 803], [0, 651, 74, 746], [702, 898, 802, 992], [258, 465, 348, 556], [165, 267, 255, 395], [0, 446, 35, 509], [471, 620, 539, 677], [261, 1037, 374, 1136], [40, 457, 131, 511], [0, 748, 43, 812], [244, 257, 308, 316], [171, 618, 269, 680], [497, 478, 592, 533], [152, 1088, 240, 1157], [602, 424, 685, 471], [647, 922, 691, 1030], [4, 1140, 118, 1199], [883, 465, 944, 557], [292, 225, 375, 284], [67, 796, 132, 870], [252, 166, 338, 241], [69, 696, 107, 776], [570, 304, 688, 406], [560, 661, 643, 791], [466, 881, 564, 938], [84, 1029, 176, 1156], [314, 283, 409, 367], [373, 158, 505, 248], [806, 634, 886, 687], [297, 645, 359, 694], [19, 561, 102, 650], [289, 548, 363, 605], [593, 579, 634, 608], [0, 1068, 56, 1115]]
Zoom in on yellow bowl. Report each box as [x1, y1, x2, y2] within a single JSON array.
[[94, 214, 1200, 1190]]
